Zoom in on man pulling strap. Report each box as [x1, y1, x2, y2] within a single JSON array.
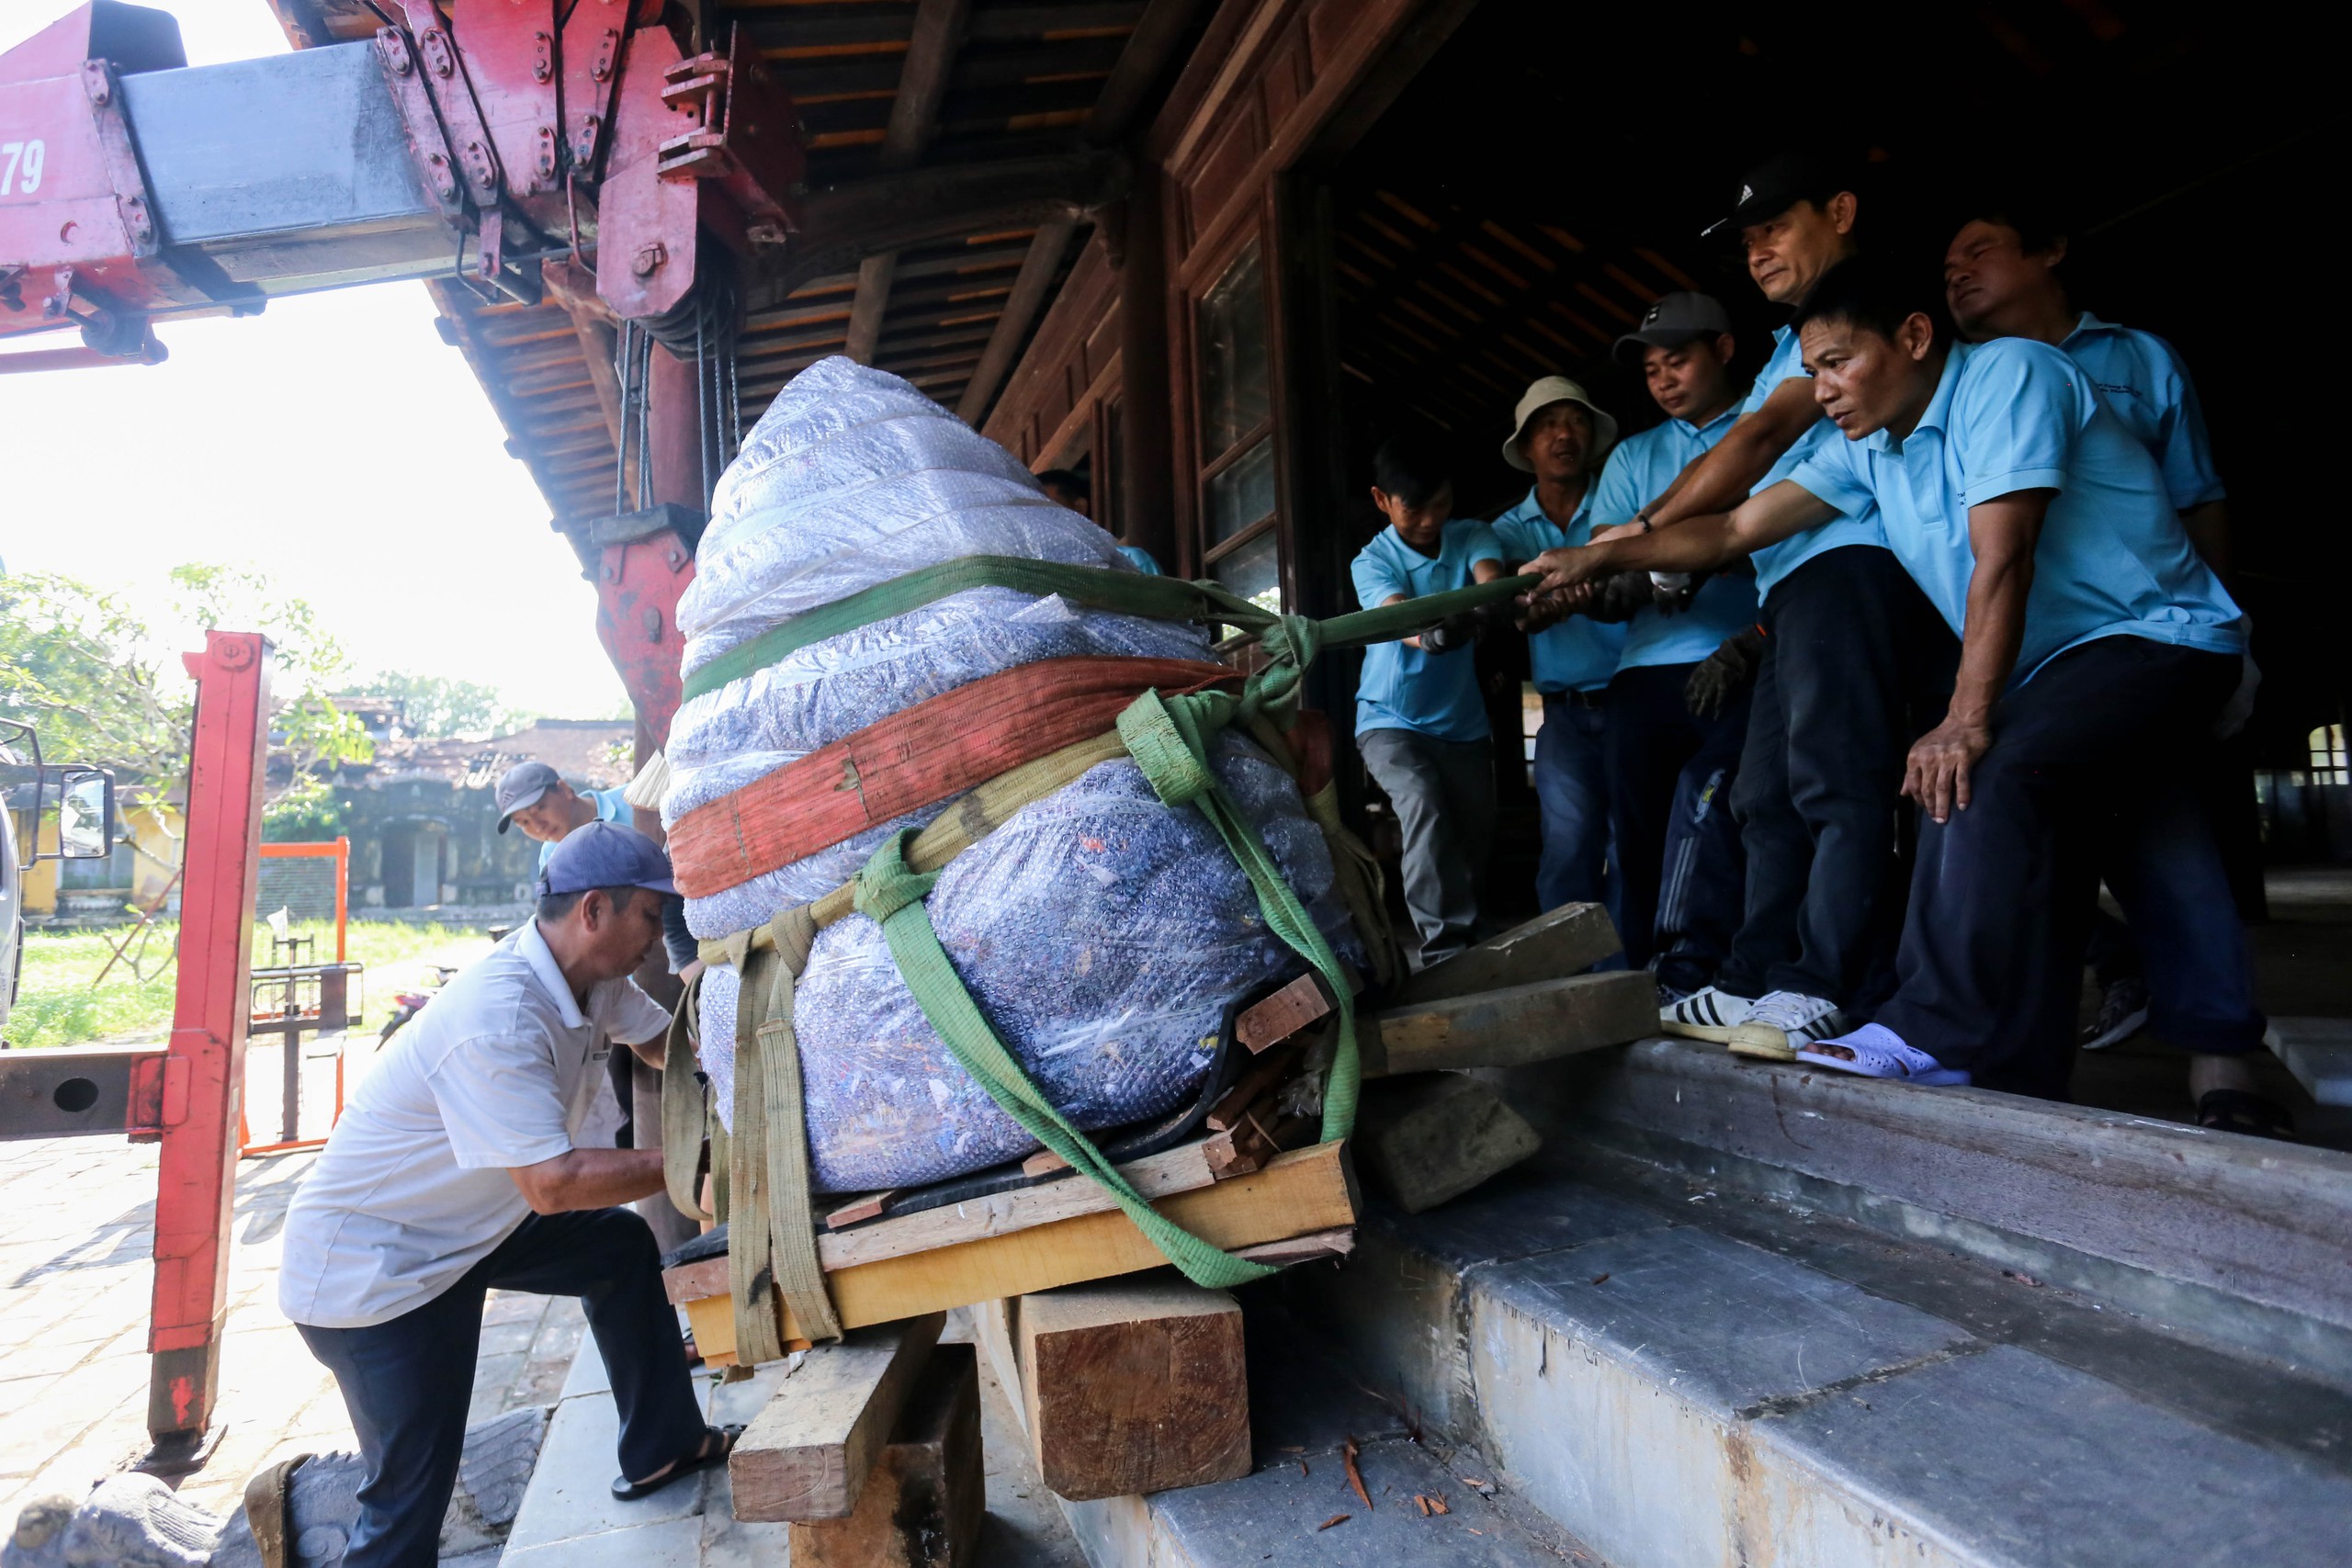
[[279, 823, 729, 1568]]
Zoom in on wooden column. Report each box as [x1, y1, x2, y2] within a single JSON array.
[[1115, 160, 1177, 568]]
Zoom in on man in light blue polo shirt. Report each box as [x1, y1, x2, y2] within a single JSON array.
[[1588, 293, 1758, 995], [499, 761, 632, 874], [1566, 156, 1955, 1061], [1488, 376, 1624, 923], [1352, 438, 1507, 967], [1527, 257, 2267, 1111]]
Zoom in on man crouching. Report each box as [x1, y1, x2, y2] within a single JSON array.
[[279, 822, 729, 1567]]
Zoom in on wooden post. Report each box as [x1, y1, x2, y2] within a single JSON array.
[[1397, 902, 1620, 1004], [1013, 1280, 1250, 1501], [789, 1344, 985, 1568], [1363, 971, 1657, 1077]]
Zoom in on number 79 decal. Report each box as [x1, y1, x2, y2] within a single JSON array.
[[2, 141, 48, 196]]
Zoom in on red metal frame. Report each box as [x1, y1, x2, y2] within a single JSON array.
[[142, 629, 268, 1449]]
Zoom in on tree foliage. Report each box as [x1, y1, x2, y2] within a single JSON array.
[[0, 565, 375, 829], [345, 671, 530, 740]]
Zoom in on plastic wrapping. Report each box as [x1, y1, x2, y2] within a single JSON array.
[[673, 357, 1356, 1191]]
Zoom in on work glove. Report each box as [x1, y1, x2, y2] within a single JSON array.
[[1419, 612, 1481, 656], [1587, 570, 1657, 625], [1685, 625, 1765, 717]]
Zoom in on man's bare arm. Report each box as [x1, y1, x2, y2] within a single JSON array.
[[1526, 481, 1837, 601], [508, 1147, 667, 1214], [1644, 378, 1824, 529], [623, 1033, 668, 1070], [1905, 491, 2047, 825]]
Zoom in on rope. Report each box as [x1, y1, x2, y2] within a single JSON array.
[[851, 831, 1278, 1290]]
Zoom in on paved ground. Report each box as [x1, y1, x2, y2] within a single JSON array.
[[0, 1133, 584, 1542]]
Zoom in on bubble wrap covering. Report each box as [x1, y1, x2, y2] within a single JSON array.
[[670, 357, 1358, 1193]]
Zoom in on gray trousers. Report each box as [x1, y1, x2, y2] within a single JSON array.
[[1360, 727, 1495, 967]]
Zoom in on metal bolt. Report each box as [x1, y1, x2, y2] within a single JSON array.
[[533, 31, 553, 83], [632, 243, 667, 277], [641, 607, 663, 638]]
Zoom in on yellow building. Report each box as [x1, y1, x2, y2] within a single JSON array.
[[9, 801, 183, 920]]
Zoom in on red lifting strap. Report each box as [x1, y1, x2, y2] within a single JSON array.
[[667, 656, 1242, 898]]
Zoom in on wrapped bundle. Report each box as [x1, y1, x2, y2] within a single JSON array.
[[667, 357, 1358, 1194]]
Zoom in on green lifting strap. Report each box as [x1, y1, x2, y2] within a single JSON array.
[[1114, 688, 1363, 1142], [681, 552, 1539, 705], [853, 831, 1279, 1292]]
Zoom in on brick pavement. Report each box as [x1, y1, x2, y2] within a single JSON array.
[[0, 1132, 584, 1536]]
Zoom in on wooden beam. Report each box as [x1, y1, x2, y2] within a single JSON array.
[[1235, 973, 1331, 1052], [843, 251, 898, 363], [1014, 1280, 1250, 1501], [1397, 902, 1621, 1005], [1351, 1073, 1542, 1214], [748, 152, 1126, 309], [789, 1344, 985, 1567], [1083, 0, 1211, 145], [1363, 971, 1657, 1078], [682, 1142, 1356, 1360], [845, 0, 970, 364], [729, 1312, 948, 1523], [956, 217, 1076, 423]]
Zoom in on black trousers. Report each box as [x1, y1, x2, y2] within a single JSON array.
[[297, 1208, 707, 1568], [1876, 637, 2265, 1096], [1713, 546, 1956, 1010], [1604, 661, 1750, 980]]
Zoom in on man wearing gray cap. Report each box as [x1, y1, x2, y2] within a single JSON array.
[[1490, 377, 1626, 923], [497, 759, 631, 872], [279, 823, 729, 1567]]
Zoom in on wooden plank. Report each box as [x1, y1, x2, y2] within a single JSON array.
[[790, 1343, 985, 1568], [825, 1190, 899, 1229], [1015, 1280, 1250, 1501], [1205, 1045, 1298, 1131], [1234, 1225, 1353, 1266], [1397, 903, 1621, 1005], [729, 1312, 948, 1523], [1234, 973, 1330, 1052], [1352, 1073, 1541, 1214], [818, 1138, 1220, 1269], [1364, 971, 1656, 1078], [685, 1144, 1356, 1359], [955, 217, 1079, 423]]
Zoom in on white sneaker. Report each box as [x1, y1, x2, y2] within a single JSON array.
[[1728, 990, 1849, 1062], [1659, 986, 1755, 1043]]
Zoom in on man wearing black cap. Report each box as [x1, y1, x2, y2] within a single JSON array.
[[497, 759, 631, 872], [1545, 155, 1955, 1064], [1588, 292, 1759, 995], [279, 824, 729, 1567]]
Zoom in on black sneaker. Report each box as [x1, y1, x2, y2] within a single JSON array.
[[2080, 976, 2149, 1052]]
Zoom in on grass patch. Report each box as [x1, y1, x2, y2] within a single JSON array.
[[6, 919, 500, 1050]]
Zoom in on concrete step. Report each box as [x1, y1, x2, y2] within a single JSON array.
[[1489, 1037, 2352, 1385], [1280, 1145, 2352, 1568], [973, 1293, 1606, 1567]]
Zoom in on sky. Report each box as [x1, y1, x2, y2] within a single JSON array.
[[0, 0, 628, 721]]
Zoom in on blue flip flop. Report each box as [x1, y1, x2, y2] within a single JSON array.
[[1796, 1022, 1971, 1087]]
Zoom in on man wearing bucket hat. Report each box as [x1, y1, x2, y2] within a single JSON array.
[[1534, 154, 1955, 1063], [279, 822, 733, 1566], [1489, 377, 1627, 927]]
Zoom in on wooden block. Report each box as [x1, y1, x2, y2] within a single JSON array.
[[1205, 1044, 1298, 1132], [1235, 973, 1331, 1052], [684, 1144, 1357, 1355], [1363, 970, 1656, 1078], [1398, 903, 1622, 1005], [730, 1312, 947, 1522], [825, 1190, 898, 1229], [1234, 1225, 1354, 1266], [791, 1343, 985, 1568], [1353, 1073, 1542, 1213], [1014, 1280, 1250, 1502], [1022, 1149, 1068, 1178]]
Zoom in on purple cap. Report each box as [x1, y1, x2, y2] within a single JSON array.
[[536, 820, 678, 898]]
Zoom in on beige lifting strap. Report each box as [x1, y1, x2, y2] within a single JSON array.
[[661, 971, 710, 1224], [724, 908, 842, 1358]]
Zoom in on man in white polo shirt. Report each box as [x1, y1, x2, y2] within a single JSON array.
[[279, 823, 726, 1568]]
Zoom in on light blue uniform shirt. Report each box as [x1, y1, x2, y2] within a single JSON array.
[[1745, 324, 1889, 599], [1588, 405, 1760, 671], [1490, 489, 1625, 694], [1351, 519, 1504, 742], [2059, 313, 2225, 513], [1116, 545, 1165, 575], [536, 786, 632, 872], [1790, 338, 2244, 684]]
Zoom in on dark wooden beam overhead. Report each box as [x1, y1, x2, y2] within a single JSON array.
[[846, 0, 973, 363], [752, 152, 1128, 308], [1084, 0, 1209, 146], [956, 217, 1076, 423]]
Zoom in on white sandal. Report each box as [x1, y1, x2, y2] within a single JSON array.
[[1795, 1023, 1970, 1087]]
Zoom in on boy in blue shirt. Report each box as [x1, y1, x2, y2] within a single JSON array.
[[1523, 257, 2267, 1110], [1488, 378, 1624, 922], [1352, 438, 1508, 967], [1590, 293, 1759, 994]]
